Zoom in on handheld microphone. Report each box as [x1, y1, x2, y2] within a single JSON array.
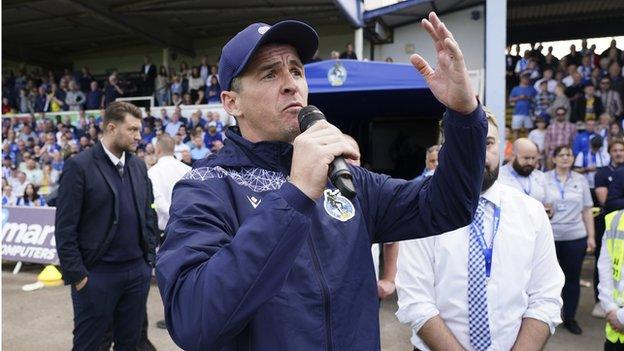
[[298, 105, 356, 199]]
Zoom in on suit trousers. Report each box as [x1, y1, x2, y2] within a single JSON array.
[[71, 259, 151, 351]]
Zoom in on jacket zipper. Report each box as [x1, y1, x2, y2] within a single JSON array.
[[307, 237, 334, 351]]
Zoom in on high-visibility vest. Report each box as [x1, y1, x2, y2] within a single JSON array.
[[604, 210, 624, 343]]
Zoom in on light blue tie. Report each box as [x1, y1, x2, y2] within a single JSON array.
[[468, 197, 492, 351]]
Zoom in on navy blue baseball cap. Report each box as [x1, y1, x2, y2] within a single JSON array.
[[219, 20, 319, 91]]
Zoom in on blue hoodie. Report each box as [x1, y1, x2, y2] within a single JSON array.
[[156, 107, 487, 351]]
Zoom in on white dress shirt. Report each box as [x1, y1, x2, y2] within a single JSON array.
[[101, 142, 125, 168], [396, 181, 564, 351], [498, 163, 549, 203], [147, 155, 191, 230]]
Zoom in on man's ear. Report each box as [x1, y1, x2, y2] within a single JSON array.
[[221, 91, 242, 119]]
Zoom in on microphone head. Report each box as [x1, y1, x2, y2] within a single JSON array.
[[298, 105, 326, 132]]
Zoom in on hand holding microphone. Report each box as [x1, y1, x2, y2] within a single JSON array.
[[289, 105, 359, 200]]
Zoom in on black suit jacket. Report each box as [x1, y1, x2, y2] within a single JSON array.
[[141, 64, 157, 86], [54, 142, 157, 285], [571, 95, 604, 123]]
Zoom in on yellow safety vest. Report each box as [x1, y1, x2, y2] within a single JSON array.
[[604, 210, 624, 343]]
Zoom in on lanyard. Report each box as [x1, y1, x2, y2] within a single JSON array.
[[553, 171, 571, 200], [472, 204, 501, 278], [511, 170, 531, 195]]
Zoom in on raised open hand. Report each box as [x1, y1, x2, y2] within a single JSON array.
[[411, 12, 478, 115]]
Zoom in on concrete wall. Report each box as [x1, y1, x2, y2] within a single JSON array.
[[372, 5, 485, 71]]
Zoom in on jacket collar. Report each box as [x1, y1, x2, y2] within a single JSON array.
[[201, 128, 293, 173]]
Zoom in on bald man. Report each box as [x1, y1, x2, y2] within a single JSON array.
[[499, 138, 550, 206]]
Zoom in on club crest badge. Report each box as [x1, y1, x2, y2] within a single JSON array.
[[327, 62, 347, 86], [323, 189, 355, 222]]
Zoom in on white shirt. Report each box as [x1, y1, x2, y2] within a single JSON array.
[[498, 163, 549, 203], [147, 156, 191, 230], [574, 150, 610, 188], [528, 129, 546, 152], [533, 78, 557, 93], [396, 182, 564, 351], [173, 143, 190, 160], [101, 142, 126, 168]]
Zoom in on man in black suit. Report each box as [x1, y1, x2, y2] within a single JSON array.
[[55, 101, 158, 351], [140, 56, 157, 96]]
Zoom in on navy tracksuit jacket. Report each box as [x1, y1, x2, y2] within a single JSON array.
[[156, 106, 487, 350]]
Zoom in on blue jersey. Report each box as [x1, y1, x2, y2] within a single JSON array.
[[509, 85, 537, 116]]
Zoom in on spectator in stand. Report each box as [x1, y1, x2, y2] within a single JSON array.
[[534, 67, 557, 93], [590, 67, 602, 88], [529, 116, 548, 167], [178, 61, 190, 93], [199, 56, 210, 83], [188, 66, 204, 101], [544, 46, 559, 72], [18, 88, 32, 114], [85, 81, 104, 110], [65, 81, 86, 111], [170, 75, 183, 97], [546, 145, 595, 335], [534, 80, 555, 122], [564, 44, 583, 67], [608, 62, 624, 99], [2, 97, 12, 114], [190, 134, 210, 162], [195, 90, 206, 105], [155, 66, 170, 107], [180, 149, 193, 167], [514, 50, 531, 75], [171, 92, 182, 107], [78, 67, 93, 92], [173, 130, 190, 160], [2, 184, 16, 206], [34, 86, 48, 113], [182, 92, 193, 106], [506, 45, 519, 92], [601, 39, 623, 65], [206, 65, 219, 87], [339, 43, 357, 60], [598, 77, 623, 119], [141, 56, 157, 96], [548, 83, 572, 121], [563, 64, 579, 87], [23, 158, 43, 185], [572, 83, 604, 123], [523, 59, 541, 82], [203, 121, 223, 152], [16, 183, 46, 207], [187, 111, 205, 130], [47, 83, 65, 112], [206, 76, 221, 104], [509, 73, 537, 139], [10, 171, 28, 196], [578, 55, 594, 85], [573, 118, 599, 156], [178, 125, 191, 144], [330, 50, 340, 60], [545, 107, 577, 169], [164, 110, 183, 137], [104, 74, 124, 107], [574, 135, 610, 191], [39, 162, 59, 196]]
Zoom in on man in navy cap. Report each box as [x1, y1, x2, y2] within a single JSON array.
[[156, 13, 487, 350]]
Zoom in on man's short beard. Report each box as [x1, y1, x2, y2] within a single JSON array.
[[482, 163, 499, 193], [512, 158, 534, 177]]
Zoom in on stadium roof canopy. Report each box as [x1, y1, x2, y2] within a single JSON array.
[[363, 0, 624, 44], [2, 0, 349, 67]]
